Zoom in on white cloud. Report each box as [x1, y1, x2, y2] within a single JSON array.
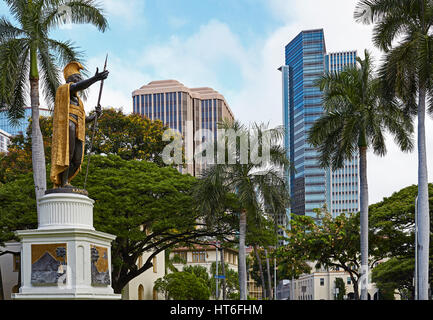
[[84, 53, 150, 114], [137, 19, 251, 92], [103, 0, 146, 26]]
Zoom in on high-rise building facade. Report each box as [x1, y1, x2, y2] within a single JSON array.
[[325, 51, 360, 217], [281, 30, 360, 217], [132, 80, 234, 176], [0, 129, 11, 153], [282, 29, 327, 217], [0, 107, 51, 137]]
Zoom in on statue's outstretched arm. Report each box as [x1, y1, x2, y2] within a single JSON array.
[[70, 69, 109, 95]]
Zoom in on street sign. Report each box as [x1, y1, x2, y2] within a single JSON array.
[[215, 275, 226, 279]]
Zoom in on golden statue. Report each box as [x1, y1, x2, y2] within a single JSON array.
[[50, 61, 109, 189]]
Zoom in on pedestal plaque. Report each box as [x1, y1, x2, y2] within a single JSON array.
[[12, 191, 121, 300]]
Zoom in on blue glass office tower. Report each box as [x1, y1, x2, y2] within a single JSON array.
[[283, 29, 327, 217], [282, 29, 360, 217], [0, 107, 51, 136]]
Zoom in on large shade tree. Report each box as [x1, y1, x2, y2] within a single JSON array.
[[0, 0, 108, 211], [308, 51, 413, 299], [354, 0, 433, 300], [195, 120, 290, 300]]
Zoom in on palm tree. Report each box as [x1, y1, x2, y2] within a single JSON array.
[[0, 0, 108, 211], [195, 120, 290, 300], [308, 51, 414, 300], [354, 0, 433, 300]]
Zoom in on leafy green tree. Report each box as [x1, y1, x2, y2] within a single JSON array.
[[372, 258, 412, 299], [369, 183, 433, 299], [355, 0, 433, 300], [246, 216, 277, 299], [154, 271, 211, 300], [278, 209, 382, 300], [164, 249, 186, 274], [0, 108, 178, 184], [86, 108, 177, 165], [183, 265, 212, 290], [195, 120, 290, 300], [0, 116, 52, 184], [0, 174, 37, 256], [210, 261, 239, 300], [308, 51, 413, 299], [0, 0, 108, 205], [334, 278, 346, 300], [0, 155, 237, 293]]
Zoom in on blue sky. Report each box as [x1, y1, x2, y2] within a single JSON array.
[[1, 0, 432, 203]]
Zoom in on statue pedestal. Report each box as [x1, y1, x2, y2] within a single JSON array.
[[12, 192, 121, 300]]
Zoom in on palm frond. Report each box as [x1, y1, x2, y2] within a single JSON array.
[[66, 0, 108, 32], [0, 38, 29, 123], [38, 43, 61, 108], [0, 17, 26, 42]]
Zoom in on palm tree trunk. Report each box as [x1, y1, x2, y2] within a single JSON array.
[[0, 266, 4, 300], [239, 209, 247, 300], [253, 244, 266, 299], [29, 48, 46, 220], [359, 146, 369, 300], [265, 248, 272, 300], [417, 87, 429, 300], [220, 248, 226, 300]]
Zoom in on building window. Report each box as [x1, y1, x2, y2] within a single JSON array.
[[176, 251, 187, 262], [320, 278, 324, 286], [153, 257, 157, 273], [192, 251, 206, 263], [347, 277, 352, 285], [13, 253, 20, 272], [138, 255, 143, 269], [138, 284, 144, 300]]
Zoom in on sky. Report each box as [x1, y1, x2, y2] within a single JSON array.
[[1, 0, 432, 204]]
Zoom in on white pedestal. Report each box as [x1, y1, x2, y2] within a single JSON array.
[[12, 193, 121, 300]]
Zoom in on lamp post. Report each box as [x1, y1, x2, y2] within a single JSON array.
[[216, 240, 219, 300]]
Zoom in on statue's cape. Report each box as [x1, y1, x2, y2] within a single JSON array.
[[50, 83, 85, 187]]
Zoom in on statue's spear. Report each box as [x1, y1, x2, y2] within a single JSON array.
[[84, 54, 108, 190]]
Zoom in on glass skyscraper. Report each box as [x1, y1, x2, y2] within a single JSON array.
[[281, 30, 360, 217], [282, 29, 327, 217], [0, 107, 52, 137]]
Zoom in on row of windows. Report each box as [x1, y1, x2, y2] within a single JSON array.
[[133, 92, 183, 131]]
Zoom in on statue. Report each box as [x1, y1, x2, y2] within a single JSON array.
[[50, 61, 109, 190]]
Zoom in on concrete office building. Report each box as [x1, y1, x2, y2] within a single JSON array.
[[325, 51, 360, 217], [0, 129, 11, 153], [132, 80, 235, 176]]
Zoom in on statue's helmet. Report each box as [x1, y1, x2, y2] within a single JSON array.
[[63, 61, 84, 81]]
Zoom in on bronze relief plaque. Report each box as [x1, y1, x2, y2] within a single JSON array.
[[31, 243, 67, 285], [91, 245, 110, 286]]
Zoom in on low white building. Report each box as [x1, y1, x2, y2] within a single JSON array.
[[290, 264, 379, 300], [121, 250, 165, 300], [170, 244, 238, 274], [0, 129, 11, 153], [0, 242, 21, 300]]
